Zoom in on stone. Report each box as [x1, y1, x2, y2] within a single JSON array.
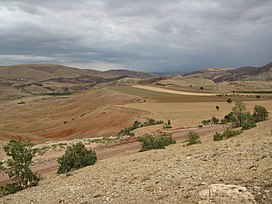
[[198, 184, 256, 204]]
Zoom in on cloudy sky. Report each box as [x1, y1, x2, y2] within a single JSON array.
[[0, 0, 271, 72]]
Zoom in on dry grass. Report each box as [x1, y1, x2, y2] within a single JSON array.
[[119, 100, 272, 128]]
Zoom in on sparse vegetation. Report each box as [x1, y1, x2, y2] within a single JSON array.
[[227, 98, 232, 104], [213, 128, 242, 141], [44, 91, 72, 96], [57, 142, 97, 174], [163, 120, 172, 129], [202, 119, 211, 126], [118, 119, 163, 136], [211, 116, 219, 125], [252, 105, 269, 122], [0, 140, 39, 196], [137, 134, 176, 152], [186, 131, 201, 146]]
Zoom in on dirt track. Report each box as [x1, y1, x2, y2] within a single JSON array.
[[0, 125, 224, 186], [133, 85, 215, 96]]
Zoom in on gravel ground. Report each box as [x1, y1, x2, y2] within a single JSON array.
[[0, 120, 271, 204]]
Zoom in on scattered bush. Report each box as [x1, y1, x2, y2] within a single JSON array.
[[224, 112, 236, 123], [241, 121, 256, 130], [211, 116, 220, 125], [227, 98, 232, 104], [187, 131, 201, 146], [137, 134, 176, 152], [213, 132, 224, 141], [202, 119, 211, 126], [57, 142, 97, 174], [163, 120, 172, 129], [252, 105, 269, 122], [222, 128, 242, 139], [118, 119, 163, 136], [0, 140, 39, 196]]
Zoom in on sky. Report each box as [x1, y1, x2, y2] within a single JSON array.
[[0, 0, 272, 72]]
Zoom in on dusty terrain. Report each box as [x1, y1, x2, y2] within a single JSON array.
[[0, 88, 144, 143], [0, 119, 271, 204]]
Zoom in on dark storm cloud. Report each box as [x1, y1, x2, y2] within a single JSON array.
[[0, 0, 271, 72]]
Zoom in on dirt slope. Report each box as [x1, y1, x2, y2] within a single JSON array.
[[0, 89, 143, 142], [0, 120, 271, 204]]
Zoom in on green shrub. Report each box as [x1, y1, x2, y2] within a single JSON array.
[[227, 98, 232, 104], [187, 131, 201, 146], [222, 128, 242, 139], [118, 119, 163, 136], [216, 106, 220, 111], [224, 112, 236, 123], [252, 105, 269, 122], [213, 132, 223, 141], [57, 142, 97, 174], [211, 116, 219, 124], [0, 140, 39, 196], [202, 119, 211, 126], [137, 134, 176, 152], [163, 120, 172, 129], [242, 121, 256, 130]]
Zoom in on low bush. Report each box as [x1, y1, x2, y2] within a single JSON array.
[[222, 128, 242, 139], [163, 120, 172, 129], [187, 131, 201, 146], [211, 116, 219, 125], [213, 132, 224, 141], [241, 121, 256, 130], [252, 105, 269, 122], [202, 119, 211, 126], [137, 134, 176, 152], [57, 142, 97, 174], [118, 119, 163, 136]]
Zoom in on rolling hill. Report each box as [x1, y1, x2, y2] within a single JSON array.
[[183, 62, 272, 82]]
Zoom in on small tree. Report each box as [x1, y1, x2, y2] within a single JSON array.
[[57, 142, 97, 174], [187, 131, 201, 146], [2, 140, 39, 194], [202, 119, 211, 126], [227, 98, 232, 104], [137, 134, 176, 152], [232, 101, 247, 127], [252, 105, 269, 122], [213, 132, 223, 141], [211, 116, 219, 125], [216, 106, 220, 111]]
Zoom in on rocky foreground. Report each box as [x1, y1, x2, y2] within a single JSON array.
[[0, 120, 271, 204]]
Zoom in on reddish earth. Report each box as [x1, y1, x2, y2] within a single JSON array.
[[0, 125, 224, 186], [0, 88, 144, 142]]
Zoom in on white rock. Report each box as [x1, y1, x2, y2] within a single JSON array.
[[198, 184, 256, 204]]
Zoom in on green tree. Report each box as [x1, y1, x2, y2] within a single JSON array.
[[227, 98, 232, 104], [2, 140, 39, 190], [211, 116, 219, 124], [137, 134, 176, 152], [232, 101, 247, 127], [252, 105, 269, 122], [187, 131, 201, 146], [216, 106, 220, 111], [57, 142, 97, 174]]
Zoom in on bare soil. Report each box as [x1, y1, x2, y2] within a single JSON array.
[[0, 120, 271, 204]]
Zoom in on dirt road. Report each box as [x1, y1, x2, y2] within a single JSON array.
[[0, 125, 223, 186], [133, 85, 215, 96]]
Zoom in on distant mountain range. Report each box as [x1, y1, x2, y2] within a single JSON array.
[[183, 62, 272, 82], [0, 64, 154, 82]]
